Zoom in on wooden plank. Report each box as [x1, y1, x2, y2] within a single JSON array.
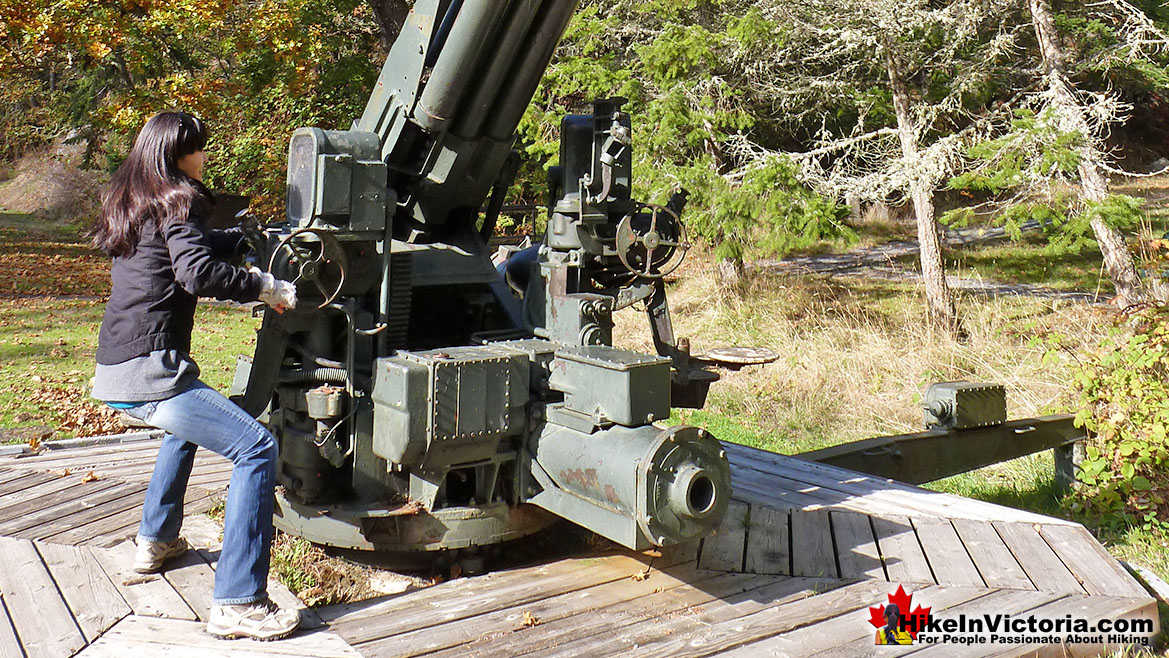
[[730, 460, 930, 518], [424, 569, 776, 658], [508, 575, 847, 658], [697, 500, 748, 572], [725, 585, 988, 657], [791, 508, 837, 578], [0, 595, 25, 658], [0, 478, 130, 529], [724, 442, 1069, 525], [993, 522, 1084, 595], [912, 517, 985, 587], [318, 555, 615, 627], [726, 482, 806, 512], [22, 483, 147, 536], [358, 561, 719, 657], [0, 536, 86, 658], [0, 479, 127, 533], [51, 487, 216, 546], [809, 588, 1063, 658], [14, 439, 162, 462], [10, 484, 148, 541], [173, 509, 223, 551], [87, 541, 197, 621], [872, 514, 934, 584], [951, 518, 1035, 591], [0, 467, 48, 487], [93, 457, 229, 484], [902, 591, 1070, 657], [0, 471, 106, 517], [36, 541, 132, 642], [550, 578, 893, 658], [993, 594, 1158, 657], [76, 615, 363, 658], [730, 464, 877, 512], [159, 546, 219, 621], [1037, 524, 1149, 598], [0, 472, 59, 499], [330, 553, 651, 645], [3, 443, 162, 471], [831, 511, 885, 580], [654, 538, 700, 568], [744, 505, 788, 575], [83, 493, 219, 548]]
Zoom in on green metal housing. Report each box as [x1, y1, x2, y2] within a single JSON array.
[[235, 0, 730, 558]]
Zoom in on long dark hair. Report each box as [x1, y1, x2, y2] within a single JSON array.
[[93, 111, 211, 256]]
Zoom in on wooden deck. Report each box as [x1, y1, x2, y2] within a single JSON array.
[[0, 433, 1157, 657]]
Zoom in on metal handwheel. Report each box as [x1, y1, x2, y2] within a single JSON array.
[[267, 227, 348, 309], [614, 203, 689, 279]]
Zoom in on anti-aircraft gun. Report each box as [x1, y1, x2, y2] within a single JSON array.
[[232, 0, 730, 561]]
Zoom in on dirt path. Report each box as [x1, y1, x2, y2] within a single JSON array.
[[754, 221, 1106, 304]]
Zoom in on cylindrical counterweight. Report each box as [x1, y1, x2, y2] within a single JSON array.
[[525, 423, 730, 550]]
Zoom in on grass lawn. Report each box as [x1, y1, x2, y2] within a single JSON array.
[[889, 233, 1117, 295], [0, 212, 260, 441]]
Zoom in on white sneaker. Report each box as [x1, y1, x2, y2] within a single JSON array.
[[133, 536, 188, 573], [207, 598, 301, 641]]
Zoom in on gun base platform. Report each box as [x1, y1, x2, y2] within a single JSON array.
[[273, 490, 557, 553]]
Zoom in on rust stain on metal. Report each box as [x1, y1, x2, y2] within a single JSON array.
[[560, 467, 600, 492], [604, 484, 622, 506]]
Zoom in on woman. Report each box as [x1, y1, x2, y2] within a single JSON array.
[[91, 111, 301, 641]]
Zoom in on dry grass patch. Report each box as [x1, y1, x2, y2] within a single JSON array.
[[270, 531, 381, 606], [616, 259, 1110, 454]]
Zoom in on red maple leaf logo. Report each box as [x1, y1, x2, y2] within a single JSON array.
[[867, 585, 932, 640]]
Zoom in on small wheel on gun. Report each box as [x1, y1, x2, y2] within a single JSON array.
[[267, 228, 348, 309], [614, 203, 689, 279]]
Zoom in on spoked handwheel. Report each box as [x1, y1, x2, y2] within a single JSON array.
[[267, 228, 348, 309], [614, 203, 689, 279]]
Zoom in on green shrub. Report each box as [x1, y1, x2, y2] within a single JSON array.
[[1071, 306, 1169, 530]]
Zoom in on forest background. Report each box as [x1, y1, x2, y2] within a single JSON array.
[[4, 0, 1169, 611]]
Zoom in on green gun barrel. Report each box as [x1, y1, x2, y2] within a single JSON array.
[[525, 423, 731, 551]]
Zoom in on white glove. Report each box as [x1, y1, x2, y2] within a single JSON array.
[[249, 267, 297, 312]]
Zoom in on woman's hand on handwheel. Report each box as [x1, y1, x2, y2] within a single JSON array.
[[249, 267, 298, 313]]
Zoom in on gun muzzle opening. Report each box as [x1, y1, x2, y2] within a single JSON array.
[[672, 466, 717, 519]]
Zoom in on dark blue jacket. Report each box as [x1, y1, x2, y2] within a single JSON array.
[[95, 207, 262, 365]]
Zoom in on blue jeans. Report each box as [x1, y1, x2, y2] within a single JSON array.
[[123, 380, 278, 605]]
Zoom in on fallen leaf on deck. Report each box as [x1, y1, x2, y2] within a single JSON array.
[[521, 611, 540, 627], [631, 567, 652, 581], [80, 471, 99, 483]]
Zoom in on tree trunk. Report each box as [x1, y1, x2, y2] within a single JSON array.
[[1027, 0, 1146, 305], [367, 0, 412, 50], [702, 118, 726, 172], [885, 47, 960, 333]]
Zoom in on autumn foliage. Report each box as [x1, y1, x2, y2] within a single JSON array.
[[0, 0, 385, 217]]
